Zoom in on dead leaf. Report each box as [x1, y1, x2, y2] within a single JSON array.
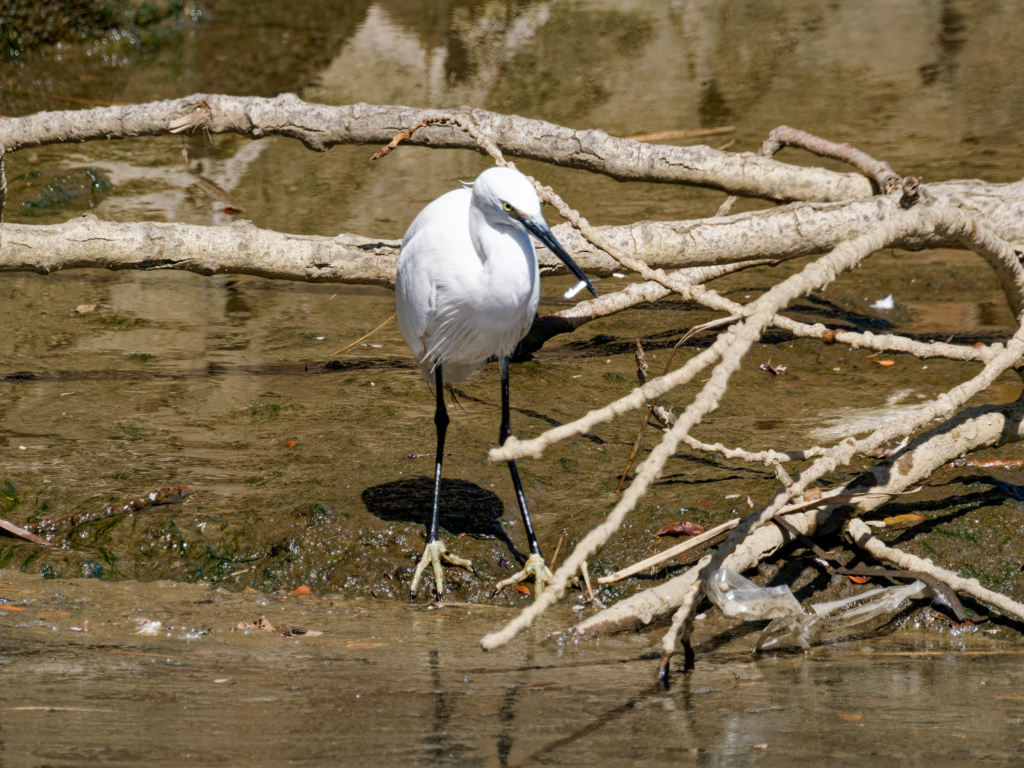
[[752, 744, 768, 749], [865, 352, 880, 358], [289, 585, 311, 595], [656, 521, 707, 537], [345, 642, 381, 649], [873, 360, 895, 366], [746, 496, 754, 508], [847, 575, 871, 584], [303, 630, 324, 637], [838, 713, 863, 722], [803, 488, 822, 502], [883, 513, 927, 524], [75, 304, 97, 313], [0, 605, 25, 611], [516, 585, 531, 596], [284, 440, 298, 448], [222, 205, 247, 215]]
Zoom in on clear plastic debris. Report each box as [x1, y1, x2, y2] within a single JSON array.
[[706, 568, 935, 651]]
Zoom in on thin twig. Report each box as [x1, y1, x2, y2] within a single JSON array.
[[329, 313, 397, 356], [549, 532, 567, 571]]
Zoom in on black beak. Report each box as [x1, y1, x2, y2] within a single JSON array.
[[522, 216, 599, 299]]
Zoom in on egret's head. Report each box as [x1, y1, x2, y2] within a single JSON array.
[[470, 166, 542, 228], [469, 167, 598, 299]]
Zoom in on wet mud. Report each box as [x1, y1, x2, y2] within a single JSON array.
[[3, 0, 1024, 763]]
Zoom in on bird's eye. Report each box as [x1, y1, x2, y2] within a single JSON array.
[[502, 202, 513, 213]]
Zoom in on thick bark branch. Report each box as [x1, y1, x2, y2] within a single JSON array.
[[4, 179, 1024, 286], [0, 94, 876, 203]]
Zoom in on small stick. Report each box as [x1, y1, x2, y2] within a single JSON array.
[[549, 532, 567, 570], [329, 312, 397, 356], [0, 518, 51, 546], [599, 519, 738, 584], [580, 560, 594, 600], [616, 340, 654, 493], [371, 115, 453, 160]]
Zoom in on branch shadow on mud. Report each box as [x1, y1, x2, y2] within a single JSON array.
[[361, 477, 524, 561]]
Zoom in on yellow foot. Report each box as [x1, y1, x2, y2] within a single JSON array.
[[491, 553, 554, 599], [409, 540, 475, 600]]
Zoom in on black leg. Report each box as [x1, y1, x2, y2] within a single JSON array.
[[500, 356, 543, 558], [410, 362, 474, 600], [429, 362, 449, 546]]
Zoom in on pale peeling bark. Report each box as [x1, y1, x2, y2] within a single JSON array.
[[4, 181, 1024, 287], [0, 94, 875, 203]]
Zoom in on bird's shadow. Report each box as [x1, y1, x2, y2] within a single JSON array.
[[362, 477, 524, 561]]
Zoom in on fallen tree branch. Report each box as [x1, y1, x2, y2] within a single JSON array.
[[573, 385, 1024, 636], [847, 518, 1024, 623], [656, 324, 1024, 672], [0, 95, 877, 203]]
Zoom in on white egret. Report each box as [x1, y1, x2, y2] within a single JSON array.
[[396, 166, 597, 600]]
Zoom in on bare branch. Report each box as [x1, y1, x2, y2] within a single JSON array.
[[718, 124, 903, 216], [759, 125, 903, 194], [848, 519, 1024, 623]]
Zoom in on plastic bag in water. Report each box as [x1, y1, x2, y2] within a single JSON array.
[[706, 568, 935, 651]]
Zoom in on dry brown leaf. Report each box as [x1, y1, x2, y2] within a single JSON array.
[[655, 521, 706, 537], [873, 360, 895, 366], [284, 440, 298, 448], [883, 513, 927, 524], [75, 304, 97, 313], [803, 488, 822, 502], [838, 713, 863, 722], [0, 606, 25, 611], [289, 585, 311, 595], [847, 575, 871, 584], [516, 585, 531, 596]]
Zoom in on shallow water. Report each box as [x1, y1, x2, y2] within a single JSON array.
[[3, 0, 1024, 763], [3, 569, 1024, 767]]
